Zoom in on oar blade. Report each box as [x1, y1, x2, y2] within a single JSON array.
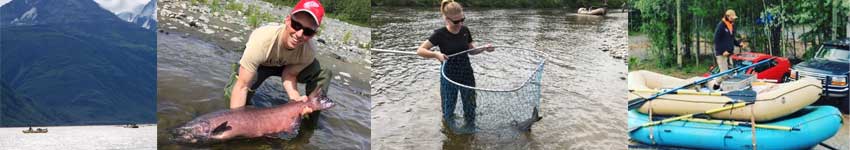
[[627, 98, 647, 110], [725, 89, 757, 102]]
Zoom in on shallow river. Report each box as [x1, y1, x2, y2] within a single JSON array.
[[371, 7, 629, 149], [0, 125, 157, 150], [156, 32, 371, 149]]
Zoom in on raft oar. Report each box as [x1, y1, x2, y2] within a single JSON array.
[[631, 101, 751, 132], [819, 143, 838, 150], [628, 89, 758, 133], [630, 89, 723, 96], [629, 89, 756, 100], [627, 57, 775, 110], [680, 118, 799, 131]]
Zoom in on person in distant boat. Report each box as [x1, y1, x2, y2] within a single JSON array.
[[225, 0, 331, 115], [714, 9, 748, 72], [416, 0, 494, 131]]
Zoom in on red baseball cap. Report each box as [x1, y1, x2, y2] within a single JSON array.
[[291, 0, 324, 26]]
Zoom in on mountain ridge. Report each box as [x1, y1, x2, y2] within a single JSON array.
[[0, 0, 157, 127]]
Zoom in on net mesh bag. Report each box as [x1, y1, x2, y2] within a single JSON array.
[[440, 46, 545, 132]]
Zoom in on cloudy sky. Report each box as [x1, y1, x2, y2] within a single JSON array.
[[92, 0, 152, 14], [0, 0, 151, 14]]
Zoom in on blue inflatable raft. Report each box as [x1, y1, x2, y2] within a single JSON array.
[[629, 106, 843, 149]]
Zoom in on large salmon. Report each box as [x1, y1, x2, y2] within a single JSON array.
[[172, 90, 334, 144]]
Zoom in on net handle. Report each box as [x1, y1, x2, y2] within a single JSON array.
[[369, 45, 493, 57], [448, 45, 550, 58], [370, 45, 543, 58], [446, 46, 489, 57], [440, 46, 547, 92]]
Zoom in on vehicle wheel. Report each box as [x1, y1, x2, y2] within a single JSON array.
[[781, 73, 790, 83]]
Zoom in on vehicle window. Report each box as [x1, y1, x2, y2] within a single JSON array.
[[816, 46, 850, 62], [753, 59, 774, 72], [733, 60, 750, 69]]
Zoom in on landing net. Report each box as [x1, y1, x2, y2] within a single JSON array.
[[440, 46, 546, 132]]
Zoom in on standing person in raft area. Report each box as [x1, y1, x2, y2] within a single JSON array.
[[224, 0, 332, 122], [416, 0, 495, 132], [714, 9, 749, 73]]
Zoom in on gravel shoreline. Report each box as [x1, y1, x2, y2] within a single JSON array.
[[157, 0, 371, 65], [599, 12, 629, 62]]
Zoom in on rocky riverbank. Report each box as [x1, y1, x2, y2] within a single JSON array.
[[157, 0, 371, 66], [598, 12, 629, 62]]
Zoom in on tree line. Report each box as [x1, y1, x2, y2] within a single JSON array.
[[630, 0, 849, 68], [262, 0, 371, 26], [372, 0, 628, 9]]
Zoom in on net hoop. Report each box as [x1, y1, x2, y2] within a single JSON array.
[[440, 46, 547, 92]]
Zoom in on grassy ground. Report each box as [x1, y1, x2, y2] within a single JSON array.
[[628, 33, 718, 78], [628, 56, 715, 78], [192, 0, 369, 27]]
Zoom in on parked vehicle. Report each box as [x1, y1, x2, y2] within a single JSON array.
[[703, 52, 792, 83], [790, 38, 850, 98]]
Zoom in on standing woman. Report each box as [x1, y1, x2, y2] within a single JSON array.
[[416, 0, 494, 131]]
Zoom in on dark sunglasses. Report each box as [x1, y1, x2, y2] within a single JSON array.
[[290, 18, 317, 36], [448, 17, 465, 24]]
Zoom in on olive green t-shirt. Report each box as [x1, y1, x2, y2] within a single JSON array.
[[239, 25, 316, 73]]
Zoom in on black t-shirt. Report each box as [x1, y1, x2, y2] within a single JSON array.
[[428, 26, 475, 86]]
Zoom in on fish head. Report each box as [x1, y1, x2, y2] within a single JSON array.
[[307, 90, 335, 110], [316, 96, 336, 110], [171, 120, 214, 144]]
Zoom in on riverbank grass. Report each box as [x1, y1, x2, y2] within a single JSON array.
[[628, 56, 714, 78], [244, 4, 278, 28], [260, 0, 370, 27]]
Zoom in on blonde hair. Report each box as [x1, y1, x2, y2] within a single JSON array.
[[440, 0, 462, 16]]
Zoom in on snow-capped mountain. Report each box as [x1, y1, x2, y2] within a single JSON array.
[[1, 0, 156, 30], [1, 0, 157, 126], [107, 0, 156, 30], [0, 0, 124, 26], [92, 0, 149, 14], [0, 0, 11, 7]]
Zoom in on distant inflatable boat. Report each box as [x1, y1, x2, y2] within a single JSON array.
[[578, 7, 606, 16], [22, 128, 48, 133], [124, 124, 139, 128]]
